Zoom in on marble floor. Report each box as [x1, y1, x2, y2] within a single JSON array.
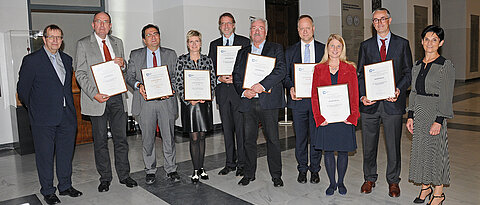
[[0, 79, 479, 205]]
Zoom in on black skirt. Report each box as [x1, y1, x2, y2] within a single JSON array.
[[181, 101, 213, 133]]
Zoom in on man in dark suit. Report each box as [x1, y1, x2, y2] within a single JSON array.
[[125, 24, 180, 185], [17, 24, 82, 205], [357, 8, 412, 197], [233, 17, 286, 187], [208, 12, 250, 176], [75, 12, 137, 192], [283, 15, 325, 184]]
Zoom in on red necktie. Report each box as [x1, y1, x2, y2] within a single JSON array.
[[102, 40, 112, 62], [380, 38, 387, 61], [152, 52, 157, 67]]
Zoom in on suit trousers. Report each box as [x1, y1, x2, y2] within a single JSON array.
[[217, 84, 245, 169], [90, 95, 130, 182], [361, 101, 402, 184], [292, 100, 322, 173], [137, 100, 177, 175], [243, 99, 282, 179], [31, 107, 76, 196]]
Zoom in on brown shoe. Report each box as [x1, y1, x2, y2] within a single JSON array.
[[360, 181, 375, 194], [389, 183, 400, 197]]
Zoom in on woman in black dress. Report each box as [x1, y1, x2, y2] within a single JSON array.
[[174, 30, 216, 184]]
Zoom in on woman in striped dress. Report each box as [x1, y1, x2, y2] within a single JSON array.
[[406, 25, 455, 205]]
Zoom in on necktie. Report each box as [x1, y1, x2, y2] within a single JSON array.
[[304, 44, 310, 63], [102, 40, 112, 61], [225, 39, 229, 46], [50, 54, 66, 106], [380, 38, 387, 61], [152, 52, 158, 67]]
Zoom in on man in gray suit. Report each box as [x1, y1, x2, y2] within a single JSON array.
[[75, 11, 137, 192], [125, 24, 180, 185]]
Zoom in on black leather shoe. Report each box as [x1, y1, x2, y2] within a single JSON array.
[[44, 194, 61, 204], [297, 172, 307, 183], [272, 177, 284, 187], [145, 174, 156, 185], [59, 187, 82, 197], [310, 172, 320, 184], [235, 167, 244, 176], [238, 176, 255, 186], [98, 181, 110, 192], [120, 177, 138, 188], [218, 167, 236, 175]]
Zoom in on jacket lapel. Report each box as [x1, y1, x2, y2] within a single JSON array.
[[293, 42, 302, 63], [89, 33, 104, 62], [386, 34, 398, 60], [369, 37, 382, 62], [40, 48, 63, 86], [109, 35, 121, 58]]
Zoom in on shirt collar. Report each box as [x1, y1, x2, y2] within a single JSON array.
[[377, 31, 391, 42], [300, 39, 314, 48], [251, 40, 266, 54], [94, 32, 109, 44], [416, 56, 446, 66], [43, 46, 59, 58], [147, 47, 160, 54], [222, 33, 235, 46]]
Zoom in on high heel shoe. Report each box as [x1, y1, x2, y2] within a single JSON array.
[[191, 170, 199, 184], [427, 193, 445, 205], [414, 186, 433, 203], [199, 168, 209, 180]]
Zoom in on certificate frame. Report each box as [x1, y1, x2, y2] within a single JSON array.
[[317, 83, 351, 123], [216, 46, 242, 76], [90, 60, 128, 96], [242, 53, 276, 93], [294, 63, 317, 98], [140, 65, 174, 100], [184, 69, 212, 101], [363, 60, 396, 101]]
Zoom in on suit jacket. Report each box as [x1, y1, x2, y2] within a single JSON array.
[[311, 61, 359, 127], [208, 34, 250, 106], [357, 33, 413, 115], [74, 33, 127, 116], [125, 47, 178, 118], [283, 40, 325, 109], [17, 48, 76, 126], [232, 41, 286, 112]]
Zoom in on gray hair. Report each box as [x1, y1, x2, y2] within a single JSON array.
[[249, 16, 268, 32], [372, 8, 391, 18]]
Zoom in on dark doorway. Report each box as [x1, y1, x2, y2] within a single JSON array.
[[265, 0, 299, 49]]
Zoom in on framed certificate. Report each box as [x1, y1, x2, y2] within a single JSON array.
[[216, 46, 241, 76], [184, 70, 212, 101], [90, 61, 128, 96], [364, 60, 396, 101], [294, 63, 317, 98], [317, 84, 350, 123], [141, 66, 174, 100], [242, 53, 276, 92]]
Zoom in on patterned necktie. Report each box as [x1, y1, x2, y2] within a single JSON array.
[[225, 39, 229, 46], [380, 38, 387, 61], [102, 40, 112, 61], [50, 55, 66, 85], [152, 52, 158, 67], [304, 44, 310, 63]]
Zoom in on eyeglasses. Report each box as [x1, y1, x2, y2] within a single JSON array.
[[45, 35, 63, 41], [220, 22, 234, 26], [372, 17, 389, 24], [251, 26, 265, 31], [94, 19, 110, 24], [145, 32, 159, 38]]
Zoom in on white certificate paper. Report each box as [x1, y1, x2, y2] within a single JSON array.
[[184, 70, 212, 101], [242, 53, 276, 91], [294, 63, 317, 98], [141, 66, 174, 100], [91, 61, 127, 96], [217, 46, 241, 76], [317, 84, 350, 123], [364, 60, 396, 101]]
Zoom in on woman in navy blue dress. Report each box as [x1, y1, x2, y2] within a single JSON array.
[[311, 34, 360, 195]]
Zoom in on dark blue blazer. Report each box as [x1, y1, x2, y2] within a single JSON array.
[[357, 33, 413, 115], [283, 40, 325, 109], [17, 48, 76, 126], [232, 41, 286, 112]]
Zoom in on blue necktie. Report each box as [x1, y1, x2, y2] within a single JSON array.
[[304, 44, 310, 63], [225, 39, 229, 46]]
